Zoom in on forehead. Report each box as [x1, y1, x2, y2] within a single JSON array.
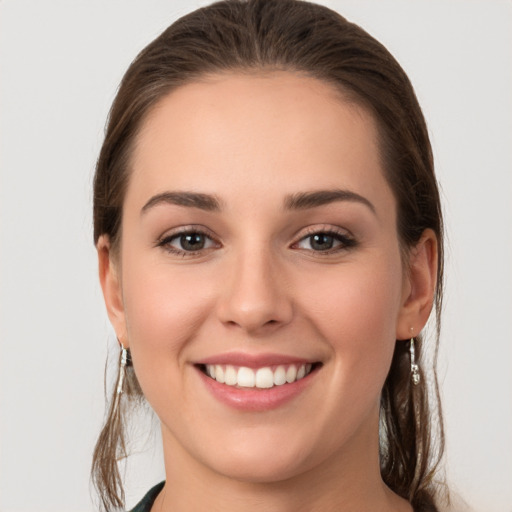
[[128, 71, 394, 216]]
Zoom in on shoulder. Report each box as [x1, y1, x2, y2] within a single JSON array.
[[129, 482, 165, 512]]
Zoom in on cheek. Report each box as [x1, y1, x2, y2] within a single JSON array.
[[120, 256, 215, 395], [299, 254, 403, 383]]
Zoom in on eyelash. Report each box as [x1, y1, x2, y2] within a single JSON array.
[[292, 227, 357, 255], [157, 226, 357, 257], [157, 227, 219, 256]]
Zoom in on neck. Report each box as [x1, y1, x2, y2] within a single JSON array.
[[153, 415, 412, 512]]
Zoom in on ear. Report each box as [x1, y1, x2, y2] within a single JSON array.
[[396, 229, 438, 340], [97, 235, 129, 348]]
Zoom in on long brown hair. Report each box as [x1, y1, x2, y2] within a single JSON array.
[[92, 1, 445, 510]]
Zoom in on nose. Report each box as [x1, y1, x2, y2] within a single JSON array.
[[217, 247, 293, 335]]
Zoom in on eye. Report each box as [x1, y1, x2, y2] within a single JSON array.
[[294, 230, 356, 253], [158, 229, 218, 255]]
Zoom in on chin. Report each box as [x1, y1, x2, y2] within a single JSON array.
[[209, 451, 313, 484], [189, 425, 332, 485]]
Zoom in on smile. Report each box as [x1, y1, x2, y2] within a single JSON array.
[[195, 353, 322, 410], [202, 363, 314, 389]]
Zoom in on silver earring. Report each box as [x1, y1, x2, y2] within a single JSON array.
[[116, 345, 131, 395], [410, 338, 420, 385]]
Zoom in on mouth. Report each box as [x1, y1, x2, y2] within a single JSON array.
[[197, 362, 322, 389]]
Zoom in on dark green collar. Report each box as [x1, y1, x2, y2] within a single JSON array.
[[129, 482, 165, 512], [129, 481, 437, 512]]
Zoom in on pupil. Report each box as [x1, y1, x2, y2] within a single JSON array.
[[181, 233, 205, 250], [311, 234, 333, 250]]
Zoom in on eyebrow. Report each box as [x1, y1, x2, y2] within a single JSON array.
[[284, 189, 376, 214], [141, 188, 375, 215], [141, 191, 222, 214]]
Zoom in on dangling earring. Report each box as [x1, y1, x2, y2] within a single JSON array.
[[410, 338, 420, 385], [116, 344, 131, 395]]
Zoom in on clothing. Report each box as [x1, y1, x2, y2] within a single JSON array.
[[129, 481, 439, 512], [129, 481, 164, 512]]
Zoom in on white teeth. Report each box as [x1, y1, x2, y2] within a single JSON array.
[[285, 365, 297, 383], [237, 367, 255, 387], [215, 365, 225, 384], [224, 365, 237, 385], [204, 363, 314, 388], [273, 365, 286, 386], [255, 367, 274, 388]]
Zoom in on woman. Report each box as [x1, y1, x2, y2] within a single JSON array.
[[92, 0, 445, 510]]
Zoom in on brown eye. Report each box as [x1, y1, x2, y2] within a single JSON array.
[[179, 233, 206, 251], [159, 230, 218, 255]]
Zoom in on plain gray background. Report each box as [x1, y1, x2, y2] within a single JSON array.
[[1, 1, 511, 511]]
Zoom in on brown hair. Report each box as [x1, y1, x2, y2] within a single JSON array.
[[92, 1, 445, 510]]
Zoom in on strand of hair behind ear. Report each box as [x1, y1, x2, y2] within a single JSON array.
[[92, 351, 143, 511]]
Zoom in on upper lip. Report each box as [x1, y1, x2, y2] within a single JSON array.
[[195, 352, 319, 368]]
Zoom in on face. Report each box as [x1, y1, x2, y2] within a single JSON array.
[[100, 72, 429, 484]]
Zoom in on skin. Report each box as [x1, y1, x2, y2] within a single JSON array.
[[98, 72, 437, 512]]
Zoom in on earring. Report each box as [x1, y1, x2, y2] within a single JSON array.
[[116, 344, 131, 395], [409, 338, 420, 385]]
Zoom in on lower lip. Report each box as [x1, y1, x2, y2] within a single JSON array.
[[197, 366, 318, 411]]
